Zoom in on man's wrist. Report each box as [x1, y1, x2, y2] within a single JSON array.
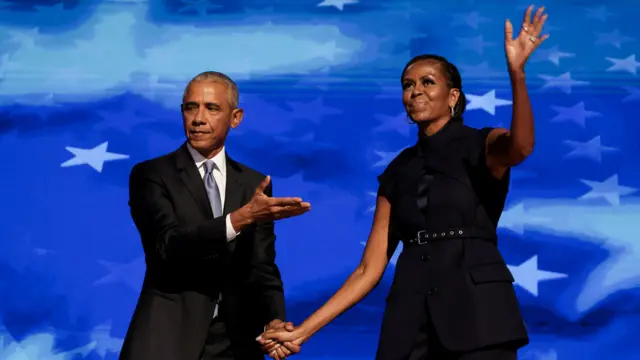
[[230, 206, 253, 232]]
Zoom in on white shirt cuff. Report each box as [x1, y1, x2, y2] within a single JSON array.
[[225, 214, 240, 242]]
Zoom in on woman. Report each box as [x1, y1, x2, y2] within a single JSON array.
[[258, 5, 549, 360]]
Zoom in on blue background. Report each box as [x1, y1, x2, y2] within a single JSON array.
[[1, 0, 639, 359]]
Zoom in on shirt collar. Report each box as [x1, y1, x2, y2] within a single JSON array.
[[186, 142, 227, 176]]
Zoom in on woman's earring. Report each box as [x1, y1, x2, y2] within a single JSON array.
[[450, 106, 455, 117]]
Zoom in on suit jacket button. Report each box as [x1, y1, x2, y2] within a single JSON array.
[[421, 254, 431, 261], [428, 287, 437, 295]]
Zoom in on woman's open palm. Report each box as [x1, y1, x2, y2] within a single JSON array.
[[505, 5, 549, 72]]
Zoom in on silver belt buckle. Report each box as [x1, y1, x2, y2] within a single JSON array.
[[416, 230, 429, 245]]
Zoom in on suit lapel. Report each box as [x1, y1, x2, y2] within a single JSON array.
[[174, 143, 214, 219]]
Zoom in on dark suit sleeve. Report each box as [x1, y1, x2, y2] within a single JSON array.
[[129, 162, 228, 261], [248, 181, 286, 323]]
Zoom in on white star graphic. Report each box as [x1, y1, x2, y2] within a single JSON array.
[[94, 256, 145, 291], [539, 72, 589, 94], [0, 332, 96, 359], [532, 45, 575, 66], [585, 5, 613, 21], [61, 142, 129, 172], [508, 255, 568, 296], [316, 0, 358, 11], [498, 197, 640, 314], [499, 202, 551, 235], [466, 90, 512, 115], [580, 174, 638, 206], [365, 191, 377, 213], [550, 101, 601, 128], [372, 149, 404, 168], [563, 136, 618, 163], [90, 322, 124, 358], [128, 72, 179, 100], [455, 35, 496, 55], [532, 349, 558, 360], [451, 11, 491, 29], [305, 40, 349, 62], [373, 112, 411, 136], [286, 97, 343, 123], [459, 62, 505, 79], [606, 54, 640, 75], [595, 29, 635, 49]]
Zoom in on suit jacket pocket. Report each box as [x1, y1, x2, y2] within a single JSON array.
[[468, 262, 514, 285]]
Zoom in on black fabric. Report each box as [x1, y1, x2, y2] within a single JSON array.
[[375, 122, 528, 360], [200, 318, 234, 360]]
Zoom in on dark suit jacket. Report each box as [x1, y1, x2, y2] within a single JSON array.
[[120, 143, 285, 360]]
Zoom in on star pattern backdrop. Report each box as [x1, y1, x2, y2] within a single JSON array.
[[0, 0, 639, 359]]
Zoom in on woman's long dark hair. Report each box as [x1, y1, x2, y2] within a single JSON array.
[[400, 54, 467, 122]]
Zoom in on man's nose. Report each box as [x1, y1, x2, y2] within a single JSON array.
[[191, 106, 206, 124], [191, 116, 206, 125]]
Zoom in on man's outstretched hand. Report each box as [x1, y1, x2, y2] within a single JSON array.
[[231, 175, 311, 231]]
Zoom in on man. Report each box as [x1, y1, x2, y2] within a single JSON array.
[[120, 71, 310, 360]]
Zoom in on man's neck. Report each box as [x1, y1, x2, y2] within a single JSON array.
[[189, 144, 224, 160]]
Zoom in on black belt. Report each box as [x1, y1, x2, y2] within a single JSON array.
[[406, 227, 496, 246]]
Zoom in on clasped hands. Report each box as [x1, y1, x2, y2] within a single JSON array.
[[257, 320, 306, 360]]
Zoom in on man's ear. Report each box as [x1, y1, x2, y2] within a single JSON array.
[[231, 108, 244, 129]]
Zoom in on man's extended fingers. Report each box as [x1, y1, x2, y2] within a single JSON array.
[[269, 206, 310, 220], [269, 197, 304, 206], [273, 203, 310, 212]]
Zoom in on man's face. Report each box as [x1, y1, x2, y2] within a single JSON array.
[[181, 81, 243, 157]]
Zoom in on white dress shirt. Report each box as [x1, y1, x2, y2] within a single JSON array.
[[187, 143, 239, 318]]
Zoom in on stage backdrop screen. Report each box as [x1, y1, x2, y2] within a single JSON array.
[[1, 0, 639, 359]]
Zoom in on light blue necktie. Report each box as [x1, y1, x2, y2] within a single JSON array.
[[203, 160, 222, 218], [203, 160, 223, 319]]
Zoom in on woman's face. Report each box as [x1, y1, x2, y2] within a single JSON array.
[[401, 59, 459, 123]]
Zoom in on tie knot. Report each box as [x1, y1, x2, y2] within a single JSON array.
[[203, 160, 216, 174]]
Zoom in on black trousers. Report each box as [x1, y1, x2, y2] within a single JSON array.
[[200, 318, 234, 360], [407, 304, 517, 360]]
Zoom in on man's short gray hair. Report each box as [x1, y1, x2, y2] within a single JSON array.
[[184, 71, 239, 109]]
